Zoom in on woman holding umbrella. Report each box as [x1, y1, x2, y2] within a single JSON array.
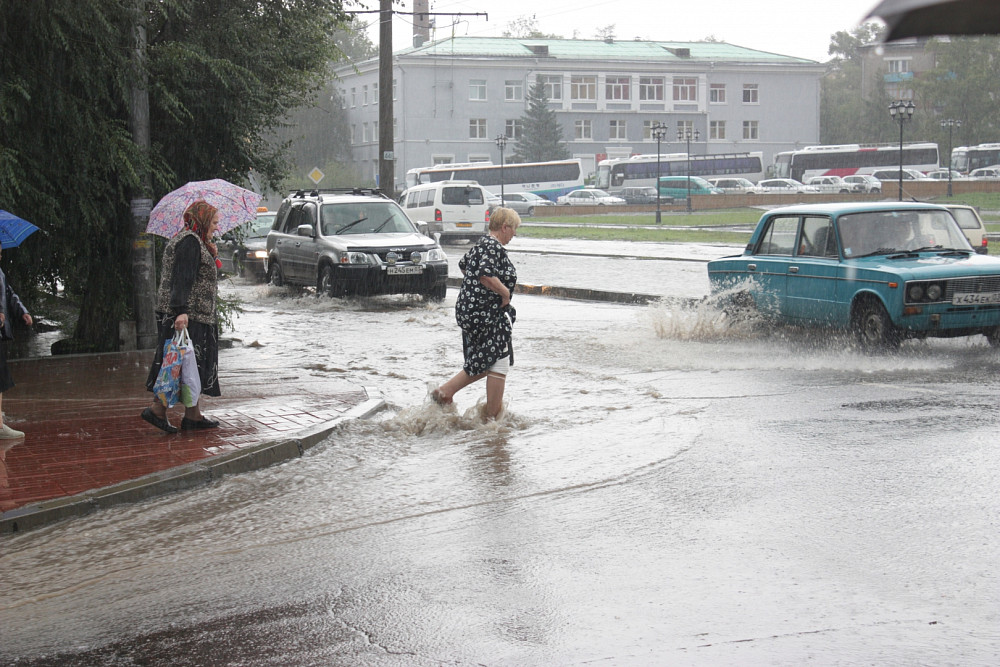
[[141, 201, 223, 433], [0, 246, 32, 440]]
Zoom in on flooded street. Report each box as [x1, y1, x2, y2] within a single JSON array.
[[3, 243, 1000, 665]]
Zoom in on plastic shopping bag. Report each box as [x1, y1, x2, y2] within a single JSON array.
[[152, 331, 184, 408], [178, 328, 201, 408]]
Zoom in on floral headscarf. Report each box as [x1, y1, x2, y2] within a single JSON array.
[[182, 200, 218, 258]]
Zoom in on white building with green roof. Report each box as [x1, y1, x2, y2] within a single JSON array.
[[333, 36, 825, 191]]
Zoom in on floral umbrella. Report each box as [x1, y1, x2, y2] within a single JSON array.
[[146, 179, 262, 238], [0, 210, 41, 249]]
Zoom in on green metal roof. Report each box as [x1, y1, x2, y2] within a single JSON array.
[[398, 36, 817, 64]]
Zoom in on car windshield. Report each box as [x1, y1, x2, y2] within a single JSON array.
[[247, 216, 275, 238], [320, 202, 416, 236], [838, 210, 972, 258]]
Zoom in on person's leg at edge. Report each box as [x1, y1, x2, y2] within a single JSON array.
[[484, 372, 506, 420], [434, 370, 485, 404]]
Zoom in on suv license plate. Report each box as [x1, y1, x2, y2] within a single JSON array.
[[952, 291, 1000, 305], [387, 265, 423, 275]]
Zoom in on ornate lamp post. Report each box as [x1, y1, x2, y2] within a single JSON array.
[[677, 126, 701, 213], [940, 118, 961, 197], [494, 134, 508, 200], [888, 100, 916, 202], [650, 122, 669, 224]]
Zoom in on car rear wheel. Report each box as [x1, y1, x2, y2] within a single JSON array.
[[268, 260, 284, 287], [526, 206, 534, 216], [854, 299, 901, 350]]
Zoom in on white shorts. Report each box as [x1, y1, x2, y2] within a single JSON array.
[[487, 355, 510, 377]]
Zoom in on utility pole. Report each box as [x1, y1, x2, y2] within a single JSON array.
[[378, 0, 394, 195], [129, 0, 157, 350]]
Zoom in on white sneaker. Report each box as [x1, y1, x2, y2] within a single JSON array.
[[0, 423, 24, 439]]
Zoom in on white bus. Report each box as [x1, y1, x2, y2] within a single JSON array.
[[951, 143, 1000, 174], [404, 159, 584, 201], [772, 143, 940, 182], [595, 152, 765, 191]]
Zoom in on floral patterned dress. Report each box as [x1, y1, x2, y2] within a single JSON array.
[[455, 235, 517, 376]]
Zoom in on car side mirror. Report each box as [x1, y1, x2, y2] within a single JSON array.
[[296, 224, 314, 237], [415, 221, 429, 236]]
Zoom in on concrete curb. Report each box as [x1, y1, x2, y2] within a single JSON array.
[[0, 391, 386, 535], [445, 277, 664, 305]]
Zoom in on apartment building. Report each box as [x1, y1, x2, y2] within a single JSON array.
[[333, 37, 826, 190]]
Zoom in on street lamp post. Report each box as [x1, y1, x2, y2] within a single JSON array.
[[888, 100, 916, 202], [940, 118, 961, 198], [650, 122, 668, 224], [677, 126, 701, 213], [494, 134, 507, 200]]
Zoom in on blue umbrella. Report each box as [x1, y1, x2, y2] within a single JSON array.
[[0, 210, 40, 249]]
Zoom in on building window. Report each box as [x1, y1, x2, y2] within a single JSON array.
[[609, 119, 627, 140], [606, 76, 630, 101], [742, 120, 759, 140], [571, 75, 597, 101], [350, 87, 357, 107], [393, 78, 398, 100], [677, 120, 693, 137], [469, 154, 491, 163], [673, 77, 697, 102], [539, 74, 562, 101], [362, 122, 368, 143], [743, 83, 759, 104], [362, 85, 368, 105], [886, 59, 910, 73], [642, 120, 654, 140], [505, 119, 523, 139], [710, 120, 726, 139], [469, 79, 487, 101], [373, 83, 379, 103], [505, 80, 523, 101], [373, 120, 378, 140], [639, 77, 664, 101], [886, 84, 914, 100], [432, 155, 453, 166], [339, 89, 346, 109], [469, 118, 487, 139], [574, 119, 592, 140], [709, 83, 726, 104], [350, 124, 356, 144]]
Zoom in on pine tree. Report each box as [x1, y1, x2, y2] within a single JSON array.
[[511, 81, 569, 163]]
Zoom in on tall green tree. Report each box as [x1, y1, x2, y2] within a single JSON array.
[[820, 22, 887, 144], [0, 0, 347, 350], [510, 81, 569, 163]]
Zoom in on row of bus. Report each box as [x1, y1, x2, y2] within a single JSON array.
[[403, 142, 1000, 201]]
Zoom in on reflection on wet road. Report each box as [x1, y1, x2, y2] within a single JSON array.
[[2, 277, 1000, 665]]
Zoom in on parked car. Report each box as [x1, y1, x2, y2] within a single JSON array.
[[485, 190, 502, 213], [707, 178, 760, 194], [266, 188, 449, 299], [501, 191, 556, 215], [399, 180, 491, 241], [944, 204, 989, 254], [869, 168, 931, 182], [805, 175, 863, 193], [217, 209, 276, 282], [756, 178, 820, 194], [614, 186, 674, 205], [656, 176, 723, 199], [926, 169, 965, 181], [842, 174, 882, 193], [557, 188, 626, 205], [707, 201, 1000, 349], [968, 166, 1000, 180]]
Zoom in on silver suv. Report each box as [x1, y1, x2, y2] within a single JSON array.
[[266, 189, 449, 299]]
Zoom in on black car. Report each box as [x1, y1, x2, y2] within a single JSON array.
[[218, 211, 276, 282]]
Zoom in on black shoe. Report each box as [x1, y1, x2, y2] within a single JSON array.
[[141, 407, 178, 434], [181, 416, 220, 430]]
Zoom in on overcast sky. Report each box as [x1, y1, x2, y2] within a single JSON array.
[[358, 0, 886, 63]]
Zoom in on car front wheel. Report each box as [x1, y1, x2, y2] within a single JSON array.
[[987, 327, 1000, 348], [854, 299, 901, 350], [268, 260, 284, 287], [318, 264, 341, 297]]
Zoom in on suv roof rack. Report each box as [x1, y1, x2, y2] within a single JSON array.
[[287, 187, 389, 199]]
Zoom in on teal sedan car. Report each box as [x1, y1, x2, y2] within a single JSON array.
[[707, 202, 1000, 349]]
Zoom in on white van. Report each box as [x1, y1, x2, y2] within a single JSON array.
[[399, 180, 490, 242]]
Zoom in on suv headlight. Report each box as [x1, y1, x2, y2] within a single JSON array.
[[341, 252, 374, 265], [423, 247, 447, 262]]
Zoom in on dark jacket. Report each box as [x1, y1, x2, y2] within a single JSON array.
[[0, 267, 28, 341], [155, 231, 218, 324]]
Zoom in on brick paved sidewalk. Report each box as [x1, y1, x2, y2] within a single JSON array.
[[0, 350, 382, 535]]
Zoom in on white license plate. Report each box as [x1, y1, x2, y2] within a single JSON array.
[[386, 265, 423, 275], [952, 291, 1000, 305]]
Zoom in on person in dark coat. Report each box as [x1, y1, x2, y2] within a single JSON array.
[[0, 247, 32, 439], [141, 201, 222, 433], [432, 207, 520, 420]]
